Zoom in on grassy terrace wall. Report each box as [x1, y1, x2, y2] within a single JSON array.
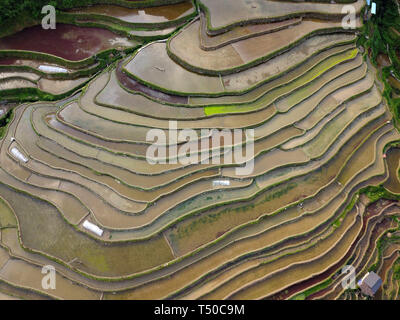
[[0, 84, 85, 103], [0, 109, 13, 139]]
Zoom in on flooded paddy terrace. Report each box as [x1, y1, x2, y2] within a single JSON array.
[[0, 0, 399, 300]]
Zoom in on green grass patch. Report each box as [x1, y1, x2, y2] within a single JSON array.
[[290, 278, 332, 300], [0, 108, 14, 140], [332, 194, 358, 229], [361, 185, 400, 203]]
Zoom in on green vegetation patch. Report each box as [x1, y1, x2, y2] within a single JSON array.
[[0, 197, 17, 228]]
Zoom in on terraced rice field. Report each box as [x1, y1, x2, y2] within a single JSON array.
[[0, 0, 400, 301]]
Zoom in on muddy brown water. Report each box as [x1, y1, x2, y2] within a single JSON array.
[[22, 109, 223, 206], [199, 11, 301, 51], [0, 58, 18, 65], [383, 148, 400, 194], [117, 63, 188, 104], [377, 53, 391, 68], [0, 259, 100, 300], [200, 0, 364, 34], [377, 251, 399, 299], [38, 77, 89, 95], [0, 24, 133, 61], [169, 19, 347, 74], [68, 2, 194, 24], [45, 113, 148, 156], [337, 122, 387, 186], [0, 280, 51, 300]]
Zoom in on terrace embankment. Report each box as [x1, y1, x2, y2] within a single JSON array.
[[0, 0, 399, 300]]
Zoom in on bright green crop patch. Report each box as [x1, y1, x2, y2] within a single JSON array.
[[204, 48, 359, 116]]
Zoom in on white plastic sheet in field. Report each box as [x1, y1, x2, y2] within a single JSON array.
[[10, 147, 28, 163], [213, 180, 230, 187], [83, 220, 104, 237], [38, 65, 68, 73]]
